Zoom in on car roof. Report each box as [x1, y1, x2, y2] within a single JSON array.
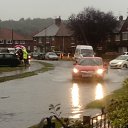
[[123, 52, 128, 54], [0, 53, 15, 54], [82, 57, 102, 59], [120, 55, 128, 56]]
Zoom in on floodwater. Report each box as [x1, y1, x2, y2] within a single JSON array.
[[0, 60, 127, 128]]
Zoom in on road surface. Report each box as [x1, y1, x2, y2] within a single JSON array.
[[0, 60, 127, 128]]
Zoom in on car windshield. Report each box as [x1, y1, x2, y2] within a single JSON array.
[[49, 52, 56, 55], [78, 58, 102, 66], [81, 49, 93, 57], [116, 55, 128, 60]]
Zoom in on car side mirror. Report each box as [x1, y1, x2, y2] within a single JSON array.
[[103, 62, 108, 69], [73, 61, 77, 65]]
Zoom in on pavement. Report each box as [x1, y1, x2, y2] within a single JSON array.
[[0, 60, 43, 78]]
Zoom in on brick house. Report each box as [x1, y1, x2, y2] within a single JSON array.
[[33, 17, 77, 55], [108, 16, 128, 53], [0, 28, 37, 52]]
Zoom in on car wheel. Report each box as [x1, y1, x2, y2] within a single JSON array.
[[122, 64, 127, 69], [72, 76, 78, 82], [97, 77, 104, 82]]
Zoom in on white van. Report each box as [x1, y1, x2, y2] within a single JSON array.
[[74, 45, 94, 61]]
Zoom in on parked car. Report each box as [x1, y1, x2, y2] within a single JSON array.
[[123, 52, 128, 55], [0, 47, 16, 54], [72, 57, 107, 81], [32, 52, 45, 60], [109, 55, 128, 69], [31, 52, 39, 59], [37, 52, 45, 60], [45, 52, 58, 60], [0, 53, 21, 67]]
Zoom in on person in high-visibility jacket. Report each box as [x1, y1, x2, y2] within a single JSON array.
[[22, 48, 28, 67]]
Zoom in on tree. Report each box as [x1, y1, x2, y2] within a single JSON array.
[[68, 7, 118, 51]]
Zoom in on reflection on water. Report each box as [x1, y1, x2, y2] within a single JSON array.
[[71, 83, 81, 118], [70, 82, 104, 118], [95, 83, 104, 100], [72, 83, 79, 107]]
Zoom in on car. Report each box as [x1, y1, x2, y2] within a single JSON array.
[[37, 52, 45, 60], [31, 52, 39, 59], [74, 45, 94, 61], [32, 52, 45, 60], [0, 53, 21, 67], [109, 55, 128, 69], [72, 57, 107, 81], [0, 47, 16, 54], [123, 52, 128, 55], [45, 52, 58, 60]]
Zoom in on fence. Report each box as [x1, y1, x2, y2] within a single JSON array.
[[90, 113, 112, 128], [38, 113, 114, 128]]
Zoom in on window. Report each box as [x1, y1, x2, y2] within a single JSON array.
[[115, 34, 120, 41], [34, 46, 37, 50], [0, 40, 4, 44], [39, 38, 42, 43], [20, 41, 25, 44], [5, 54, 13, 58], [6, 40, 12, 44], [28, 46, 30, 50], [122, 32, 128, 40], [15, 41, 19, 44]]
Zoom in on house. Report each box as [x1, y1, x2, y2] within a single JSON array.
[[109, 16, 128, 53], [0, 28, 37, 52], [33, 17, 77, 55]]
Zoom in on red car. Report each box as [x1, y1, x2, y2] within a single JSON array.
[[72, 57, 107, 81]]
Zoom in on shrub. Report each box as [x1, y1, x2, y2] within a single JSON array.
[[106, 78, 128, 127]]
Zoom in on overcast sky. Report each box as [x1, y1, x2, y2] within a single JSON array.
[[0, 0, 128, 21]]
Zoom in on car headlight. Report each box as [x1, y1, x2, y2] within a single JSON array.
[[28, 55, 31, 59], [117, 62, 123, 65], [96, 69, 104, 75], [73, 68, 79, 73]]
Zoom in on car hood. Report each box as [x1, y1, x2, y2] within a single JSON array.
[[49, 55, 58, 58], [75, 65, 103, 71], [110, 59, 125, 63]]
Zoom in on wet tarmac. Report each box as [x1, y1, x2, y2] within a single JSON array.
[[0, 60, 43, 77], [0, 60, 127, 128]]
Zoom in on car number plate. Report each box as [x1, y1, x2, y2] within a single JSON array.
[[82, 73, 92, 77]]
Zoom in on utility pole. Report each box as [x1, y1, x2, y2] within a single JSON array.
[[44, 28, 46, 53], [12, 29, 14, 46]]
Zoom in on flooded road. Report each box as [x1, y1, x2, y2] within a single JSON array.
[[0, 60, 127, 128]]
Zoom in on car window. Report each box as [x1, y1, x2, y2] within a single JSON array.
[[116, 55, 128, 60], [78, 58, 102, 66], [5, 54, 13, 58], [49, 52, 56, 55]]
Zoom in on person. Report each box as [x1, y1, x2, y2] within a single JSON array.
[[17, 49, 23, 64], [22, 48, 28, 67]]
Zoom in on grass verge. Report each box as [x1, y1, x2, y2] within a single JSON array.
[[0, 61, 54, 83], [86, 78, 128, 109], [0, 65, 25, 72]]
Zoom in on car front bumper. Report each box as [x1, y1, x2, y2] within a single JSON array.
[[72, 71, 104, 80], [109, 64, 122, 68]]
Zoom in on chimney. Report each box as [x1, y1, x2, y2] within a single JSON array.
[[55, 16, 61, 26]]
